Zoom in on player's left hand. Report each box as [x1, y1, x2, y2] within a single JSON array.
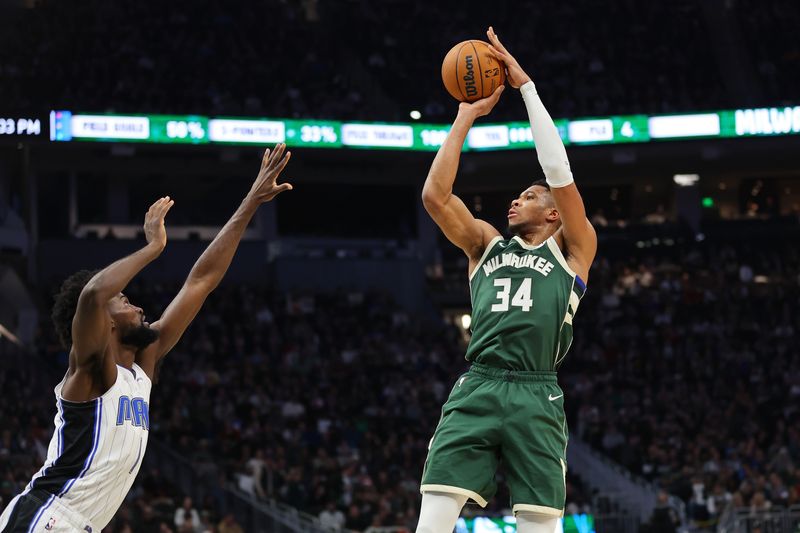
[[458, 85, 505, 119], [144, 196, 174, 250], [248, 143, 293, 203], [486, 26, 532, 89]]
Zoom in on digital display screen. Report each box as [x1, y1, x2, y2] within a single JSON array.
[[0, 113, 48, 139], [41, 105, 800, 150]]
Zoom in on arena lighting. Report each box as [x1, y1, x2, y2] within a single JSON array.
[[409, 110, 422, 120], [673, 173, 700, 186], [460, 314, 472, 329]]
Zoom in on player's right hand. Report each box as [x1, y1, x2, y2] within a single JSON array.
[[486, 26, 532, 89], [458, 85, 505, 119], [248, 143, 293, 203], [144, 196, 174, 250]]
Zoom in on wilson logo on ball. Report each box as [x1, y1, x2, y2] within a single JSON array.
[[463, 55, 477, 98]]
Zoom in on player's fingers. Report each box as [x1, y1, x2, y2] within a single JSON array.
[[274, 182, 293, 195], [269, 143, 286, 169], [268, 143, 282, 164], [272, 151, 291, 175], [487, 44, 506, 62], [489, 45, 513, 67], [487, 27, 500, 45], [271, 183, 293, 199], [488, 27, 509, 53], [160, 199, 175, 218], [491, 85, 505, 101], [155, 197, 172, 217], [147, 198, 165, 217], [260, 148, 271, 169], [148, 197, 163, 212]]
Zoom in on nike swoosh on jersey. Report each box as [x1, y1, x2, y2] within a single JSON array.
[[548, 394, 564, 401]]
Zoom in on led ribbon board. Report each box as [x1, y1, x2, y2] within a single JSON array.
[[41, 106, 800, 150]]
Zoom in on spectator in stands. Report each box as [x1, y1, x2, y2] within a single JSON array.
[[647, 490, 680, 533], [749, 491, 771, 515], [566, 231, 800, 528], [173, 497, 201, 532], [217, 514, 244, 533], [137, 504, 162, 533], [319, 502, 346, 530]]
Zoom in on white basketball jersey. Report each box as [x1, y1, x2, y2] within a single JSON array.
[[25, 363, 152, 529]]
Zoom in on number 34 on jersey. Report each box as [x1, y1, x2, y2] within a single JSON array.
[[465, 236, 587, 371]]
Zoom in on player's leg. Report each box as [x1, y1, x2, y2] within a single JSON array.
[[420, 373, 502, 508], [0, 492, 53, 533], [0, 494, 21, 531], [415, 491, 468, 533], [516, 512, 560, 533], [502, 377, 569, 517], [0, 491, 96, 533]]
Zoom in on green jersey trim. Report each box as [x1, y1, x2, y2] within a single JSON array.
[[468, 236, 504, 282]]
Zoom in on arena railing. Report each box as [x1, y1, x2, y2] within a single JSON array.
[[717, 505, 800, 533], [146, 439, 356, 533], [567, 434, 688, 525]]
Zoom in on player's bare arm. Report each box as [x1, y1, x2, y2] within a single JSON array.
[[62, 197, 174, 401], [136, 143, 293, 378], [488, 27, 597, 282], [422, 86, 505, 274]]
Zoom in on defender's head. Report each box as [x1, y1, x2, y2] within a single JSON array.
[[52, 270, 159, 352], [507, 180, 560, 236]]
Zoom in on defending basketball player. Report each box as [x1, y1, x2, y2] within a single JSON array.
[[0, 145, 292, 533], [416, 28, 597, 533]]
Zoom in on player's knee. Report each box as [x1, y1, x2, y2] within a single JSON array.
[[515, 511, 560, 533], [416, 492, 468, 533]]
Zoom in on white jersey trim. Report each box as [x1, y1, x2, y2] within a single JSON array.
[[545, 236, 577, 277], [468, 236, 504, 282], [511, 235, 548, 251]]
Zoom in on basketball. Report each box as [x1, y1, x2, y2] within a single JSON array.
[[441, 40, 506, 102]]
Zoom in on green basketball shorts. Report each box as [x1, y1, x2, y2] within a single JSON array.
[[420, 363, 568, 516]]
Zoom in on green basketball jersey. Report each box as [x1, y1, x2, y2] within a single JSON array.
[[465, 235, 587, 371]]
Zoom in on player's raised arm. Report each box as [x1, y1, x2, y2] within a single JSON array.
[[137, 144, 292, 377], [487, 27, 597, 277], [71, 197, 173, 366], [422, 86, 504, 265]]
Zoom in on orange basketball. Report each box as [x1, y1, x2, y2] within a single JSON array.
[[441, 40, 506, 102]]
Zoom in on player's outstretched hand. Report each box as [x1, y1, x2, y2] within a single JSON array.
[[458, 85, 505, 119], [486, 26, 532, 89], [249, 143, 293, 203], [144, 196, 174, 250]]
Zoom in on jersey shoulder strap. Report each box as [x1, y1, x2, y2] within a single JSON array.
[[469, 236, 505, 281]]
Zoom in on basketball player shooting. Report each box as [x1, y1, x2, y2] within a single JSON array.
[[416, 28, 597, 533], [0, 144, 292, 533]]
